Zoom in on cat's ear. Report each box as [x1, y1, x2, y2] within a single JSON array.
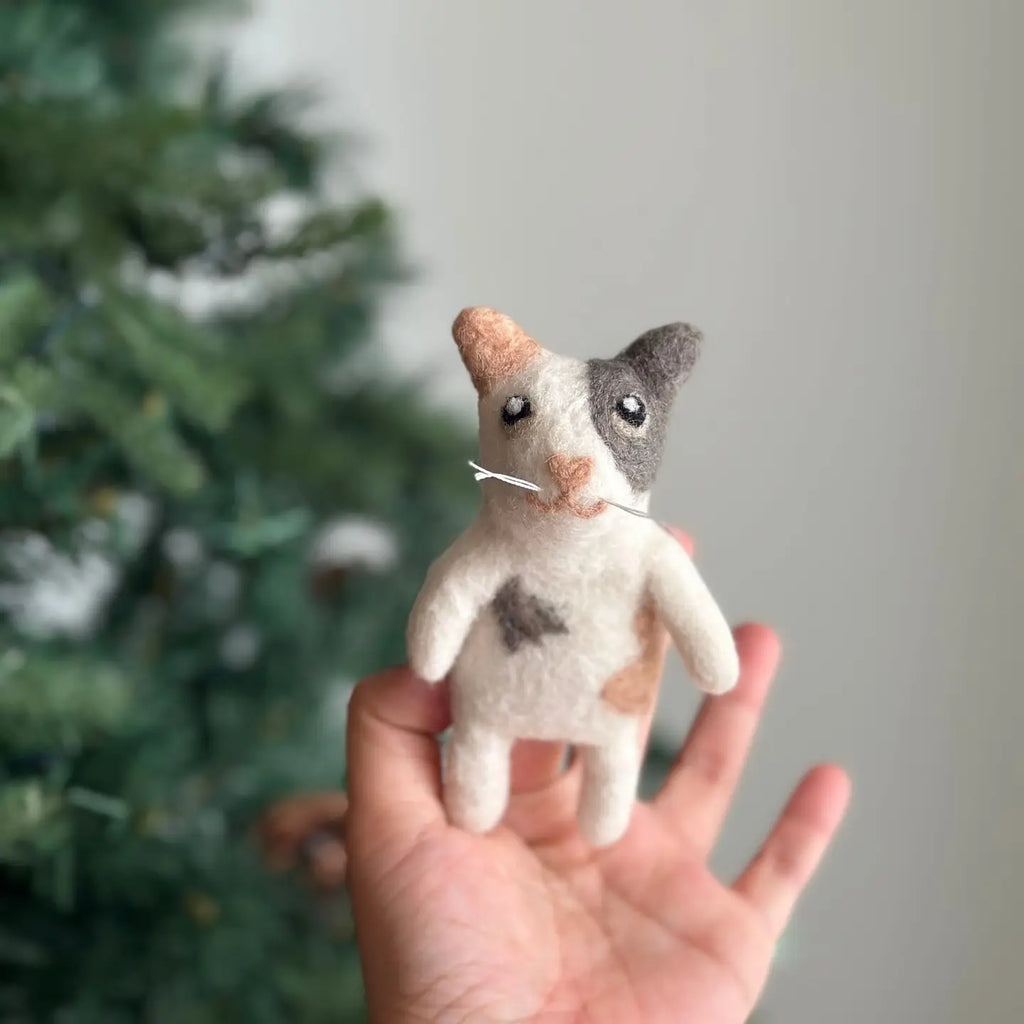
[[452, 307, 542, 395], [618, 322, 702, 403]]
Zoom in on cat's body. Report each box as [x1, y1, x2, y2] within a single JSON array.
[[407, 310, 738, 845], [451, 510, 657, 744]]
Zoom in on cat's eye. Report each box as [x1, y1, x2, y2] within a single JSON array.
[[502, 395, 532, 426], [615, 394, 647, 428]]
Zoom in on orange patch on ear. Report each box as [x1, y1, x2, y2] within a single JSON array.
[[452, 307, 542, 394], [600, 596, 670, 715]]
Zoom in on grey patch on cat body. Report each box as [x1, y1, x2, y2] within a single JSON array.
[[492, 576, 568, 653], [587, 323, 701, 494]]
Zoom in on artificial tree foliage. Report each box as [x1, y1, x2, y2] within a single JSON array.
[[0, 2, 475, 1020]]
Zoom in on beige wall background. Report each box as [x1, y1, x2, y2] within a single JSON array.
[[233, 2, 1023, 1020]]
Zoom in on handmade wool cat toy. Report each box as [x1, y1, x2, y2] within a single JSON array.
[[407, 307, 739, 846]]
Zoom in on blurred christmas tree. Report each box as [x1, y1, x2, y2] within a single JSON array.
[[0, 1, 474, 1020]]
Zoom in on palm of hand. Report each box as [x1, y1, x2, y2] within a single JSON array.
[[347, 624, 848, 1024], [374, 807, 768, 1023]]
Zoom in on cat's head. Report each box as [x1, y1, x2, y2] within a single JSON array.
[[454, 307, 700, 525]]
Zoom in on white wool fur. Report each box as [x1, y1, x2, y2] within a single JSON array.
[[407, 343, 738, 845]]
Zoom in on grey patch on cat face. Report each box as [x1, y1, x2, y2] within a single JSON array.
[[587, 323, 702, 494], [492, 576, 568, 653]]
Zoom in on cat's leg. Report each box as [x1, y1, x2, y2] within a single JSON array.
[[577, 719, 642, 847], [444, 723, 512, 833]]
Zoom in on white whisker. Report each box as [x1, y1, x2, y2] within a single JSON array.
[[599, 498, 652, 519], [468, 461, 542, 492], [468, 461, 652, 520]]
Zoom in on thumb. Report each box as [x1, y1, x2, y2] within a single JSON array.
[[346, 666, 450, 848]]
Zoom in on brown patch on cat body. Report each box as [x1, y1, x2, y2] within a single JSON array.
[[600, 596, 670, 715], [452, 307, 542, 395]]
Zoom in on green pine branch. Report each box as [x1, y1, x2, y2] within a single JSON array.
[[0, 1, 479, 1018], [0, 649, 132, 755]]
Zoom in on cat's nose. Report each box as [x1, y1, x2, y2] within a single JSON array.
[[547, 454, 594, 496]]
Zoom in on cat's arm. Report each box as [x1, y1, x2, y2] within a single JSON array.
[[645, 527, 740, 695], [406, 520, 508, 684]]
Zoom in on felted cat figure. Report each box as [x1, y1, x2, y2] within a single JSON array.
[[407, 307, 739, 846]]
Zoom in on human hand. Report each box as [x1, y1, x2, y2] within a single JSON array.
[[345, 532, 850, 1024]]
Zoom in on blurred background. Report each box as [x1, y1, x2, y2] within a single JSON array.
[[1, 0, 1021, 1021]]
